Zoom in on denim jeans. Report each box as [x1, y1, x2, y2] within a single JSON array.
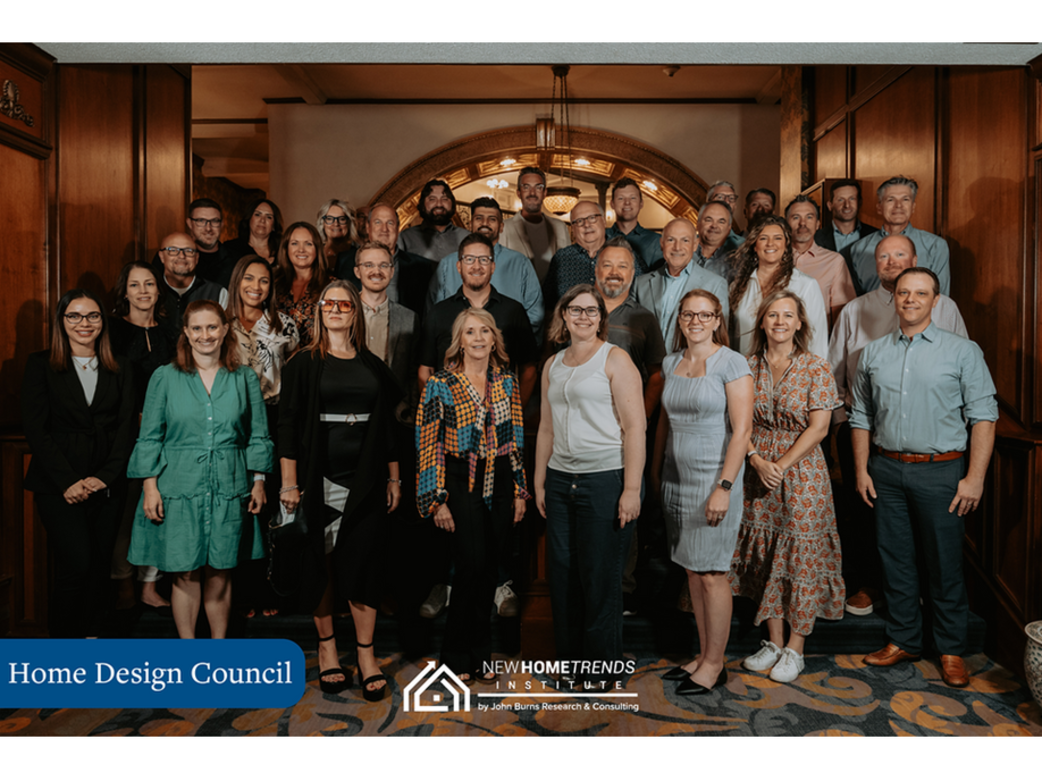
[[545, 467, 638, 667]]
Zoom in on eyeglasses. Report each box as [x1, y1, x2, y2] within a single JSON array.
[[460, 255, 493, 266], [711, 194, 738, 204], [357, 262, 393, 271], [571, 215, 603, 229], [519, 183, 546, 193], [64, 312, 103, 324], [322, 215, 349, 225], [678, 311, 718, 323], [565, 305, 601, 319], [190, 217, 222, 228], [162, 246, 198, 257], [319, 299, 355, 313]]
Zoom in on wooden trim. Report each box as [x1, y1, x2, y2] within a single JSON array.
[[812, 65, 914, 141], [0, 125, 52, 159], [263, 96, 759, 107], [0, 44, 54, 82]]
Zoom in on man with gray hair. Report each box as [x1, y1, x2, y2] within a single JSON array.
[[707, 180, 747, 245], [693, 200, 742, 281], [847, 176, 951, 295]]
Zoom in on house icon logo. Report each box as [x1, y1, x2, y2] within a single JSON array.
[[402, 661, 472, 712]]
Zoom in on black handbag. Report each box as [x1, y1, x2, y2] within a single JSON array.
[[267, 500, 308, 598]]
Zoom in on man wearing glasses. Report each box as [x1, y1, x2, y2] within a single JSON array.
[[706, 180, 747, 246], [155, 232, 228, 329], [149, 199, 236, 290], [427, 197, 544, 335], [500, 166, 571, 282]]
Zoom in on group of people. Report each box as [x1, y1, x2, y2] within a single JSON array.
[[21, 165, 996, 702]]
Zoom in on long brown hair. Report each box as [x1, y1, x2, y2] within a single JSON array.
[[746, 289, 812, 357], [305, 280, 367, 359], [443, 308, 509, 371], [274, 222, 331, 299], [175, 300, 240, 372], [546, 284, 609, 344], [50, 289, 119, 373], [672, 289, 730, 352], [111, 261, 167, 320], [728, 215, 795, 313], [225, 255, 284, 335]]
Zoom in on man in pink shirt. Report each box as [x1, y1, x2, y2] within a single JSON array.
[[786, 195, 856, 335]]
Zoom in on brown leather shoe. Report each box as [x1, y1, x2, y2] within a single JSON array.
[[863, 643, 921, 666], [939, 655, 969, 687], [845, 588, 881, 616]]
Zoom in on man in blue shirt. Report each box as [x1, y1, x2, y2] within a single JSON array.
[[427, 197, 544, 334], [850, 267, 997, 688], [605, 177, 663, 271]]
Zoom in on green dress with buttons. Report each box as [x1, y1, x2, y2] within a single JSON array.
[[127, 364, 274, 572]]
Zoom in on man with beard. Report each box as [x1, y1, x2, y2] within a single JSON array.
[[544, 201, 649, 313], [155, 232, 228, 330], [350, 203, 436, 314], [500, 166, 571, 282], [605, 177, 663, 271], [848, 176, 951, 295], [151, 199, 237, 290], [828, 235, 967, 619], [693, 201, 742, 281], [633, 217, 729, 349], [419, 232, 538, 403], [397, 179, 470, 263], [427, 197, 543, 334], [787, 195, 856, 334]]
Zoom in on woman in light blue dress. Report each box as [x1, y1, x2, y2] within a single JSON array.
[[652, 289, 753, 696]]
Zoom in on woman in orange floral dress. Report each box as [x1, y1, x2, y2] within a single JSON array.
[[730, 289, 844, 683]]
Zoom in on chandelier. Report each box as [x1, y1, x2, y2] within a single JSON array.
[[542, 65, 580, 216]]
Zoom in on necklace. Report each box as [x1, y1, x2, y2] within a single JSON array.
[[75, 356, 97, 372]]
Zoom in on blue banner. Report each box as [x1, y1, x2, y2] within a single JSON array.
[[0, 640, 305, 708]]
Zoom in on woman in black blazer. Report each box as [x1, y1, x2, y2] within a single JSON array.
[[21, 289, 136, 637]]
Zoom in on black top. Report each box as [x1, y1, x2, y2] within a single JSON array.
[[151, 241, 240, 291], [156, 274, 226, 331], [108, 316, 178, 412], [420, 285, 539, 372]]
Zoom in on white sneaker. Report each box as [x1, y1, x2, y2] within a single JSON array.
[[769, 648, 805, 683], [419, 584, 451, 619], [494, 581, 520, 617], [743, 640, 783, 672]]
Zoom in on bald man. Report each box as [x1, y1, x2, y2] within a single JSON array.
[[155, 232, 228, 329]]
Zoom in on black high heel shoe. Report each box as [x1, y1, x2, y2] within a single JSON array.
[[676, 666, 728, 696], [316, 634, 351, 694], [662, 666, 692, 681], [356, 640, 388, 702]]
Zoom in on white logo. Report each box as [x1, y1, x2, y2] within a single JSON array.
[[402, 661, 471, 713]]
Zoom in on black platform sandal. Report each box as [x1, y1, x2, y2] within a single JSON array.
[[317, 634, 351, 694], [356, 640, 388, 701]]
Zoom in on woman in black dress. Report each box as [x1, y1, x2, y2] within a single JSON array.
[[226, 198, 283, 266], [278, 280, 403, 700], [108, 262, 178, 609], [21, 289, 136, 637]]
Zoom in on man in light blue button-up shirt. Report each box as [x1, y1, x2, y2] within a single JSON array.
[[849, 267, 996, 687]]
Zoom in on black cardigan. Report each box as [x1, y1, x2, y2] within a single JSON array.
[[277, 347, 403, 612], [21, 351, 136, 495]]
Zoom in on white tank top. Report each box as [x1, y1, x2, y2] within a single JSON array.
[[547, 341, 624, 473]]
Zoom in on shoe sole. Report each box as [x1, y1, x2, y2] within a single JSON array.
[[844, 603, 874, 616]]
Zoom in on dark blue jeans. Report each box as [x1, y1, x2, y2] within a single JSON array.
[[869, 454, 968, 655], [545, 467, 638, 667]]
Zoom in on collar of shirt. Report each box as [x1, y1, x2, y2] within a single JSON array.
[[896, 320, 940, 346], [450, 283, 500, 306], [880, 223, 914, 238], [833, 221, 863, 237], [362, 298, 389, 317], [794, 242, 822, 261], [663, 261, 692, 281]]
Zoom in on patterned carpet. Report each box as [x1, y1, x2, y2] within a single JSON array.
[[2, 650, 1038, 737]]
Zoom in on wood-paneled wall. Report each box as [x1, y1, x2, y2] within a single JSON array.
[[794, 63, 1042, 675], [0, 46, 191, 637]]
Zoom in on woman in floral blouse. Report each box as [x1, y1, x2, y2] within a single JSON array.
[[273, 221, 331, 344]]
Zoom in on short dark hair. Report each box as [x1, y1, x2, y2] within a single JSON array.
[[829, 179, 862, 200], [611, 177, 642, 199], [225, 255, 283, 336], [469, 196, 502, 216], [746, 188, 776, 208], [458, 232, 495, 256], [784, 194, 820, 220], [894, 266, 939, 296], [188, 198, 222, 216], [517, 166, 546, 187], [600, 235, 636, 263], [112, 261, 167, 320]]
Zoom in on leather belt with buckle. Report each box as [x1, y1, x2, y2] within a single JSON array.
[[875, 446, 963, 463]]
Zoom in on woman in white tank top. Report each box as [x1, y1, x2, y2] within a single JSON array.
[[534, 284, 646, 679]]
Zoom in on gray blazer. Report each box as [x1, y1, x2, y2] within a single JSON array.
[[633, 264, 730, 352], [387, 300, 420, 424]]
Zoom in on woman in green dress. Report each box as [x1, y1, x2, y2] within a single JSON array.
[[127, 300, 273, 639]]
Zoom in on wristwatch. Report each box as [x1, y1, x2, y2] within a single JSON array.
[[718, 479, 733, 492]]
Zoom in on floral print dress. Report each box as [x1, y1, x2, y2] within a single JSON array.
[[729, 352, 845, 635]]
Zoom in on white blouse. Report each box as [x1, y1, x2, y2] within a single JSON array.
[[731, 268, 829, 359]]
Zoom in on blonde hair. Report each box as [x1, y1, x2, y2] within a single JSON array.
[[747, 289, 812, 357], [443, 308, 508, 371]]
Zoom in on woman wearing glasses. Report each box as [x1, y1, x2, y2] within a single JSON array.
[[278, 281, 403, 701], [227, 198, 283, 265], [535, 284, 646, 679], [316, 199, 360, 278], [274, 222, 331, 344], [416, 308, 529, 683], [22, 290, 137, 637], [651, 290, 753, 695], [126, 300, 272, 640]]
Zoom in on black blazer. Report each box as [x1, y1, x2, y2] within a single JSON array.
[[21, 351, 136, 495], [277, 347, 404, 612], [814, 221, 878, 252], [343, 249, 435, 315]]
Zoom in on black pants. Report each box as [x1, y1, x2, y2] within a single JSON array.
[[835, 422, 882, 592], [36, 488, 123, 638], [440, 455, 514, 674]]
